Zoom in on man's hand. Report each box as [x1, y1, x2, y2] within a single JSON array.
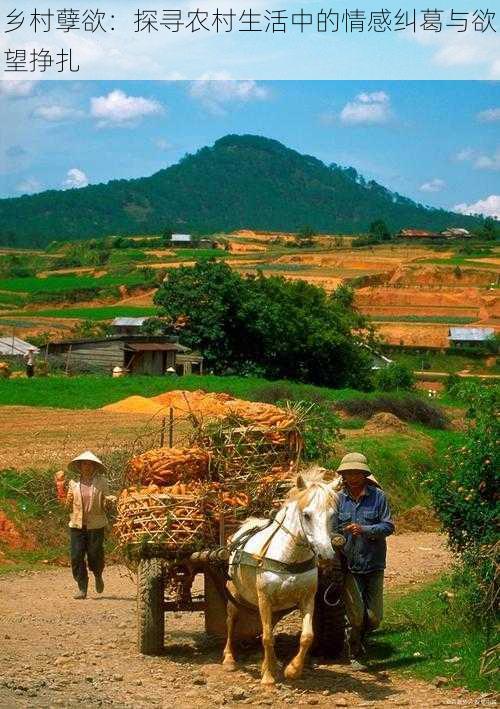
[[343, 523, 364, 536]]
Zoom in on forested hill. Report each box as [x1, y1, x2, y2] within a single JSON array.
[[0, 134, 479, 247]]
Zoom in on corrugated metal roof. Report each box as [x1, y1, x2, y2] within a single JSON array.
[[448, 327, 495, 342], [171, 234, 192, 242], [0, 336, 39, 356], [112, 317, 149, 327]]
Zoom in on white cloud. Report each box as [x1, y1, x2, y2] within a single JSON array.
[[63, 168, 89, 189], [419, 178, 445, 193], [0, 80, 36, 97], [16, 177, 42, 194], [456, 148, 500, 171], [456, 147, 475, 162], [155, 138, 172, 151], [477, 108, 500, 123], [340, 91, 391, 125], [33, 105, 84, 122], [454, 195, 500, 219], [189, 74, 270, 115], [90, 89, 163, 126], [411, 26, 498, 78]]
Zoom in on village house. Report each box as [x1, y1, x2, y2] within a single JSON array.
[[398, 228, 441, 239], [48, 333, 203, 376], [448, 327, 495, 348], [0, 335, 39, 357]]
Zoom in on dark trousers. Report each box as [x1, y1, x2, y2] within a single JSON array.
[[26, 364, 34, 378], [70, 527, 105, 591]]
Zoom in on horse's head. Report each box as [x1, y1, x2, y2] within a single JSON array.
[[289, 467, 340, 562]]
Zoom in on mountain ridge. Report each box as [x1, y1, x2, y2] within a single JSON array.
[[0, 134, 479, 247]]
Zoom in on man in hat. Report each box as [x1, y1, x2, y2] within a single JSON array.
[[66, 451, 115, 599], [23, 347, 36, 378], [334, 452, 394, 664]]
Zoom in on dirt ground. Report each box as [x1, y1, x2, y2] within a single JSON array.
[[0, 407, 161, 470], [0, 533, 481, 709]]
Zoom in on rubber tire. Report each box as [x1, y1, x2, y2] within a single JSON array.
[[312, 568, 346, 658], [137, 557, 164, 655]]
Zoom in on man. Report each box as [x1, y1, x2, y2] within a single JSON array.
[[66, 451, 115, 600], [334, 452, 394, 664], [23, 347, 36, 378]]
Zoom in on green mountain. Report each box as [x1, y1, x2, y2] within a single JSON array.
[[0, 134, 479, 247]]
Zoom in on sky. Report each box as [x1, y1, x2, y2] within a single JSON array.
[[0, 80, 499, 218]]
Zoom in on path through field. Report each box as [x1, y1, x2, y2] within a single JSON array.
[[0, 533, 489, 708]]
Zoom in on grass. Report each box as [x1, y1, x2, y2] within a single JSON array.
[[371, 576, 497, 692], [0, 373, 363, 409], [391, 351, 499, 375], [330, 432, 435, 513], [370, 315, 476, 325], [0, 305, 158, 320], [0, 272, 150, 294]]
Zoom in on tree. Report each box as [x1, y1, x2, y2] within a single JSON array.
[[481, 217, 498, 241], [153, 260, 373, 388], [295, 225, 316, 247], [369, 219, 391, 242], [162, 227, 173, 246], [374, 362, 415, 391]]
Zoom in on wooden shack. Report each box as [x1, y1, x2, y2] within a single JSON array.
[[48, 335, 192, 375]]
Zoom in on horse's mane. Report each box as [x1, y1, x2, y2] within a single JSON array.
[[287, 464, 340, 511]]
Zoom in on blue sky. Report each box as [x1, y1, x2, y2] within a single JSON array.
[[0, 80, 499, 217]]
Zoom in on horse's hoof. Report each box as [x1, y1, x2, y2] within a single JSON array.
[[261, 675, 276, 687], [222, 659, 237, 672], [284, 663, 302, 680]]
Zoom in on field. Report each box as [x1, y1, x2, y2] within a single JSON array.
[[0, 233, 498, 364]]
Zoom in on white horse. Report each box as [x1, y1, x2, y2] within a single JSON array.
[[222, 469, 341, 685]]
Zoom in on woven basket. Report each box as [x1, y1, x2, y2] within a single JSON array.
[[114, 490, 215, 551]]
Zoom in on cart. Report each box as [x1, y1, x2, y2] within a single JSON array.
[[134, 532, 347, 658]]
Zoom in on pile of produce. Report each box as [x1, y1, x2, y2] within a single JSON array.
[[0, 362, 11, 379], [114, 396, 304, 552], [125, 446, 210, 486]]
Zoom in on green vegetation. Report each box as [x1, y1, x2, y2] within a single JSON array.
[[0, 272, 150, 294], [390, 350, 500, 375], [0, 373, 363, 410], [371, 315, 476, 324], [374, 362, 416, 392], [372, 576, 497, 692], [1, 305, 157, 320], [428, 384, 499, 625], [154, 260, 372, 388], [0, 134, 479, 247]]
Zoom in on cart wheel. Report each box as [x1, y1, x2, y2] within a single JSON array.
[[137, 557, 164, 655], [312, 565, 346, 658]]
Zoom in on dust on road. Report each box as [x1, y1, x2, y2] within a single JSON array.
[[1, 533, 487, 709]]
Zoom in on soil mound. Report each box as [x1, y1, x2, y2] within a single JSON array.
[[101, 395, 165, 415], [364, 412, 409, 434], [395, 505, 441, 533], [0, 510, 35, 553]]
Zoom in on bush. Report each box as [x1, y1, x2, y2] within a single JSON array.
[[428, 385, 499, 624], [374, 363, 415, 391], [300, 402, 342, 464], [337, 393, 448, 429]]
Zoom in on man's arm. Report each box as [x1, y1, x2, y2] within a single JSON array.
[[360, 493, 394, 537]]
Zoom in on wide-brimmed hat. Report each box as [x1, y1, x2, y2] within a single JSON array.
[[337, 452, 371, 476], [68, 451, 106, 475]]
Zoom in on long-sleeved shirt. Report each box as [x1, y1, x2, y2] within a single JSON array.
[[333, 484, 394, 574]]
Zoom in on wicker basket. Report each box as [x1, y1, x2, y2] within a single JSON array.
[[114, 490, 215, 551]]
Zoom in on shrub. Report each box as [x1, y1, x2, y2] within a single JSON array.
[[300, 402, 342, 464], [337, 393, 448, 429], [428, 385, 499, 624], [374, 363, 415, 391]]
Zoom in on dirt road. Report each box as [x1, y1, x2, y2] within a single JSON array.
[[1, 533, 489, 708]]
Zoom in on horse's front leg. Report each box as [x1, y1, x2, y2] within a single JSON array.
[[222, 593, 238, 672], [284, 592, 315, 680], [257, 588, 278, 686]]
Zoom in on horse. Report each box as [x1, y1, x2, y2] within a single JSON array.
[[222, 468, 341, 685]]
